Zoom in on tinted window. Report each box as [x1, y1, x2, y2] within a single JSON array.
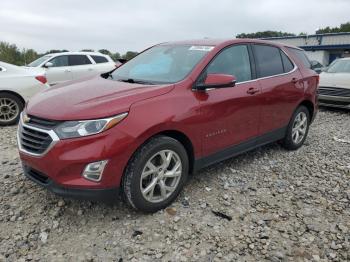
[[287, 48, 311, 69], [91, 55, 108, 64], [253, 45, 284, 77], [280, 51, 294, 72], [69, 55, 92, 66], [206, 45, 252, 83], [49, 56, 69, 67]]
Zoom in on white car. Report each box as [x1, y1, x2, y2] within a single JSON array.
[[26, 52, 117, 85], [318, 58, 350, 109], [0, 61, 49, 125]]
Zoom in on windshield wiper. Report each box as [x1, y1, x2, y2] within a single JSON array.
[[117, 78, 155, 85]]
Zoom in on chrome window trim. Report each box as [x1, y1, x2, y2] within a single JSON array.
[[17, 113, 60, 157], [193, 44, 298, 91]]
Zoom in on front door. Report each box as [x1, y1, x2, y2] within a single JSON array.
[[195, 44, 261, 157], [46, 55, 73, 85]]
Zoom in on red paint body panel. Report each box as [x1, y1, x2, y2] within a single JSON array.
[[19, 39, 318, 193]]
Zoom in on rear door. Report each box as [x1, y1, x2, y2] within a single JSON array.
[[252, 44, 304, 134], [68, 55, 95, 80], [196, 44, 262, 157], [45, 55, 72, 85]]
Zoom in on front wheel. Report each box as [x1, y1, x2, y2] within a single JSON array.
[[122, 136, 189, 213], [281, 105, 310, 150]]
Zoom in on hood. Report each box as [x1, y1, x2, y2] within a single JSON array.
[[319, 72, 350, 89], [26, 75, 174, 120]]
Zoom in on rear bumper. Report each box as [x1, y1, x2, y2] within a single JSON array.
[[23, 165, 120, 202]]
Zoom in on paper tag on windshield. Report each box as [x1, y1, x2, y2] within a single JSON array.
[[189, 46, 214, 52]]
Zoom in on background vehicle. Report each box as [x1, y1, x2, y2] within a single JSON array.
[[26, 52, 117, 85], [318, 58, 350, 109], [18, 39, 318, 212], [310, 60, 325, 74], [0, 61, 48, 125]]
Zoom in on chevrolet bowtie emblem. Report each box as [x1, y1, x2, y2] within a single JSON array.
[[23, 114, 31, 123]]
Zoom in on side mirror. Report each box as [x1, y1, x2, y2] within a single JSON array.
[[44, 62, 53, 68], [196, 74, 236, 91]]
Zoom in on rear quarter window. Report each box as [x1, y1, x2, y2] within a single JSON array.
[[287, 47, 311, 69], [91, 55, 109, 64], [280, 51, 294, 72]]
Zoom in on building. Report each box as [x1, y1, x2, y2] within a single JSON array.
[[263, 32, 350, 66]]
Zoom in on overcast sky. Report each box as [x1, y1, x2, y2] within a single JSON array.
[[1, 0, 349, 54]]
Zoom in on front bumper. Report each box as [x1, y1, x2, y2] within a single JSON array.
[[318, 94, 350, 109], [17, 114, 137, 201], [23, 165, 120, 202]]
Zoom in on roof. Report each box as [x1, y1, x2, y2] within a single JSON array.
[[158, 38, 301, 49], [43, 51, 109, 57]]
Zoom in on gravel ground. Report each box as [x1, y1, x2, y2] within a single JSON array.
[[0, 109, 349, 262]]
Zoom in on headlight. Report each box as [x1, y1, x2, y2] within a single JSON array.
[[54, 113, 128, 139]]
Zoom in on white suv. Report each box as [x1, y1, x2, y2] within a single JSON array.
[[27, 52, 117, 85]]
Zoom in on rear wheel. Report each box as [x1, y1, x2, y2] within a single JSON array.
[[122, 136, 189, 213], [0, 93, 24, 126], [281, 105, 310, 150]]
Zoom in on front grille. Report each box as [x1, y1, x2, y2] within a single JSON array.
[[27, 115, 61, 129], [318, 86, 350, 97], [319, 99, 350, 106], [19, 125, 53, 154], [24, 166, 49, 185]]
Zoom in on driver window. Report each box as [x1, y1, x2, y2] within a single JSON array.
[[49, 56, 69, 67], [206, 45, 252, 83]]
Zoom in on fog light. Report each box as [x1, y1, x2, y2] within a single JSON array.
[[82, 160, 108, 182]]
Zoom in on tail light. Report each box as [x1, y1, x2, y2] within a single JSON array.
[[35, 75, 47, 84]]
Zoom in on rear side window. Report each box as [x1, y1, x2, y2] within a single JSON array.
[[287, 48, 311, 69], [69, 55, 92, 66], [280, 51, 294, 72], [49, 56, 69, 67], [91, 55, 109, 64], [253, 45, 284, 78], [206, 45, 252, 83]]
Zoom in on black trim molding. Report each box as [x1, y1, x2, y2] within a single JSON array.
[[194, 126, 287, 171]]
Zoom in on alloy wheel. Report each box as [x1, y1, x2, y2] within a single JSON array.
[[140, 150, 182, 203], [292, 112, 308, 144], [0, 98, 19, 123]]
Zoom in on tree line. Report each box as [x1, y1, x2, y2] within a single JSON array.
[[2, 21, 349, 65], [236, 21, 350, 38], [0, 41, 138, 66]]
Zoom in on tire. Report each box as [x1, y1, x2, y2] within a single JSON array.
[[281, 105, 310, 150], [122, 136, 189, 213], [0, 93, 24, 126]]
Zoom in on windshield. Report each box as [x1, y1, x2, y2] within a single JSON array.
[[110, 45, 213, 84], [327, 59, 350, 73], [28, 55, 52, 67]]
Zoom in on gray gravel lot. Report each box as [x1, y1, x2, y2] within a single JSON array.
[[0, 109, 349, 262]]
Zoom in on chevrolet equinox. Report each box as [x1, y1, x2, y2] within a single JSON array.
[[17, 39, 318, 212]]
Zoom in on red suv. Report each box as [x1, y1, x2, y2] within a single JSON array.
[[18, 39, 318, 212]]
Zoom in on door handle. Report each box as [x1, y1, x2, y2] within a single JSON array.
[[88, 68, 93, 71], [247, 87, 259, 95], [64, 69, 71, 73]]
